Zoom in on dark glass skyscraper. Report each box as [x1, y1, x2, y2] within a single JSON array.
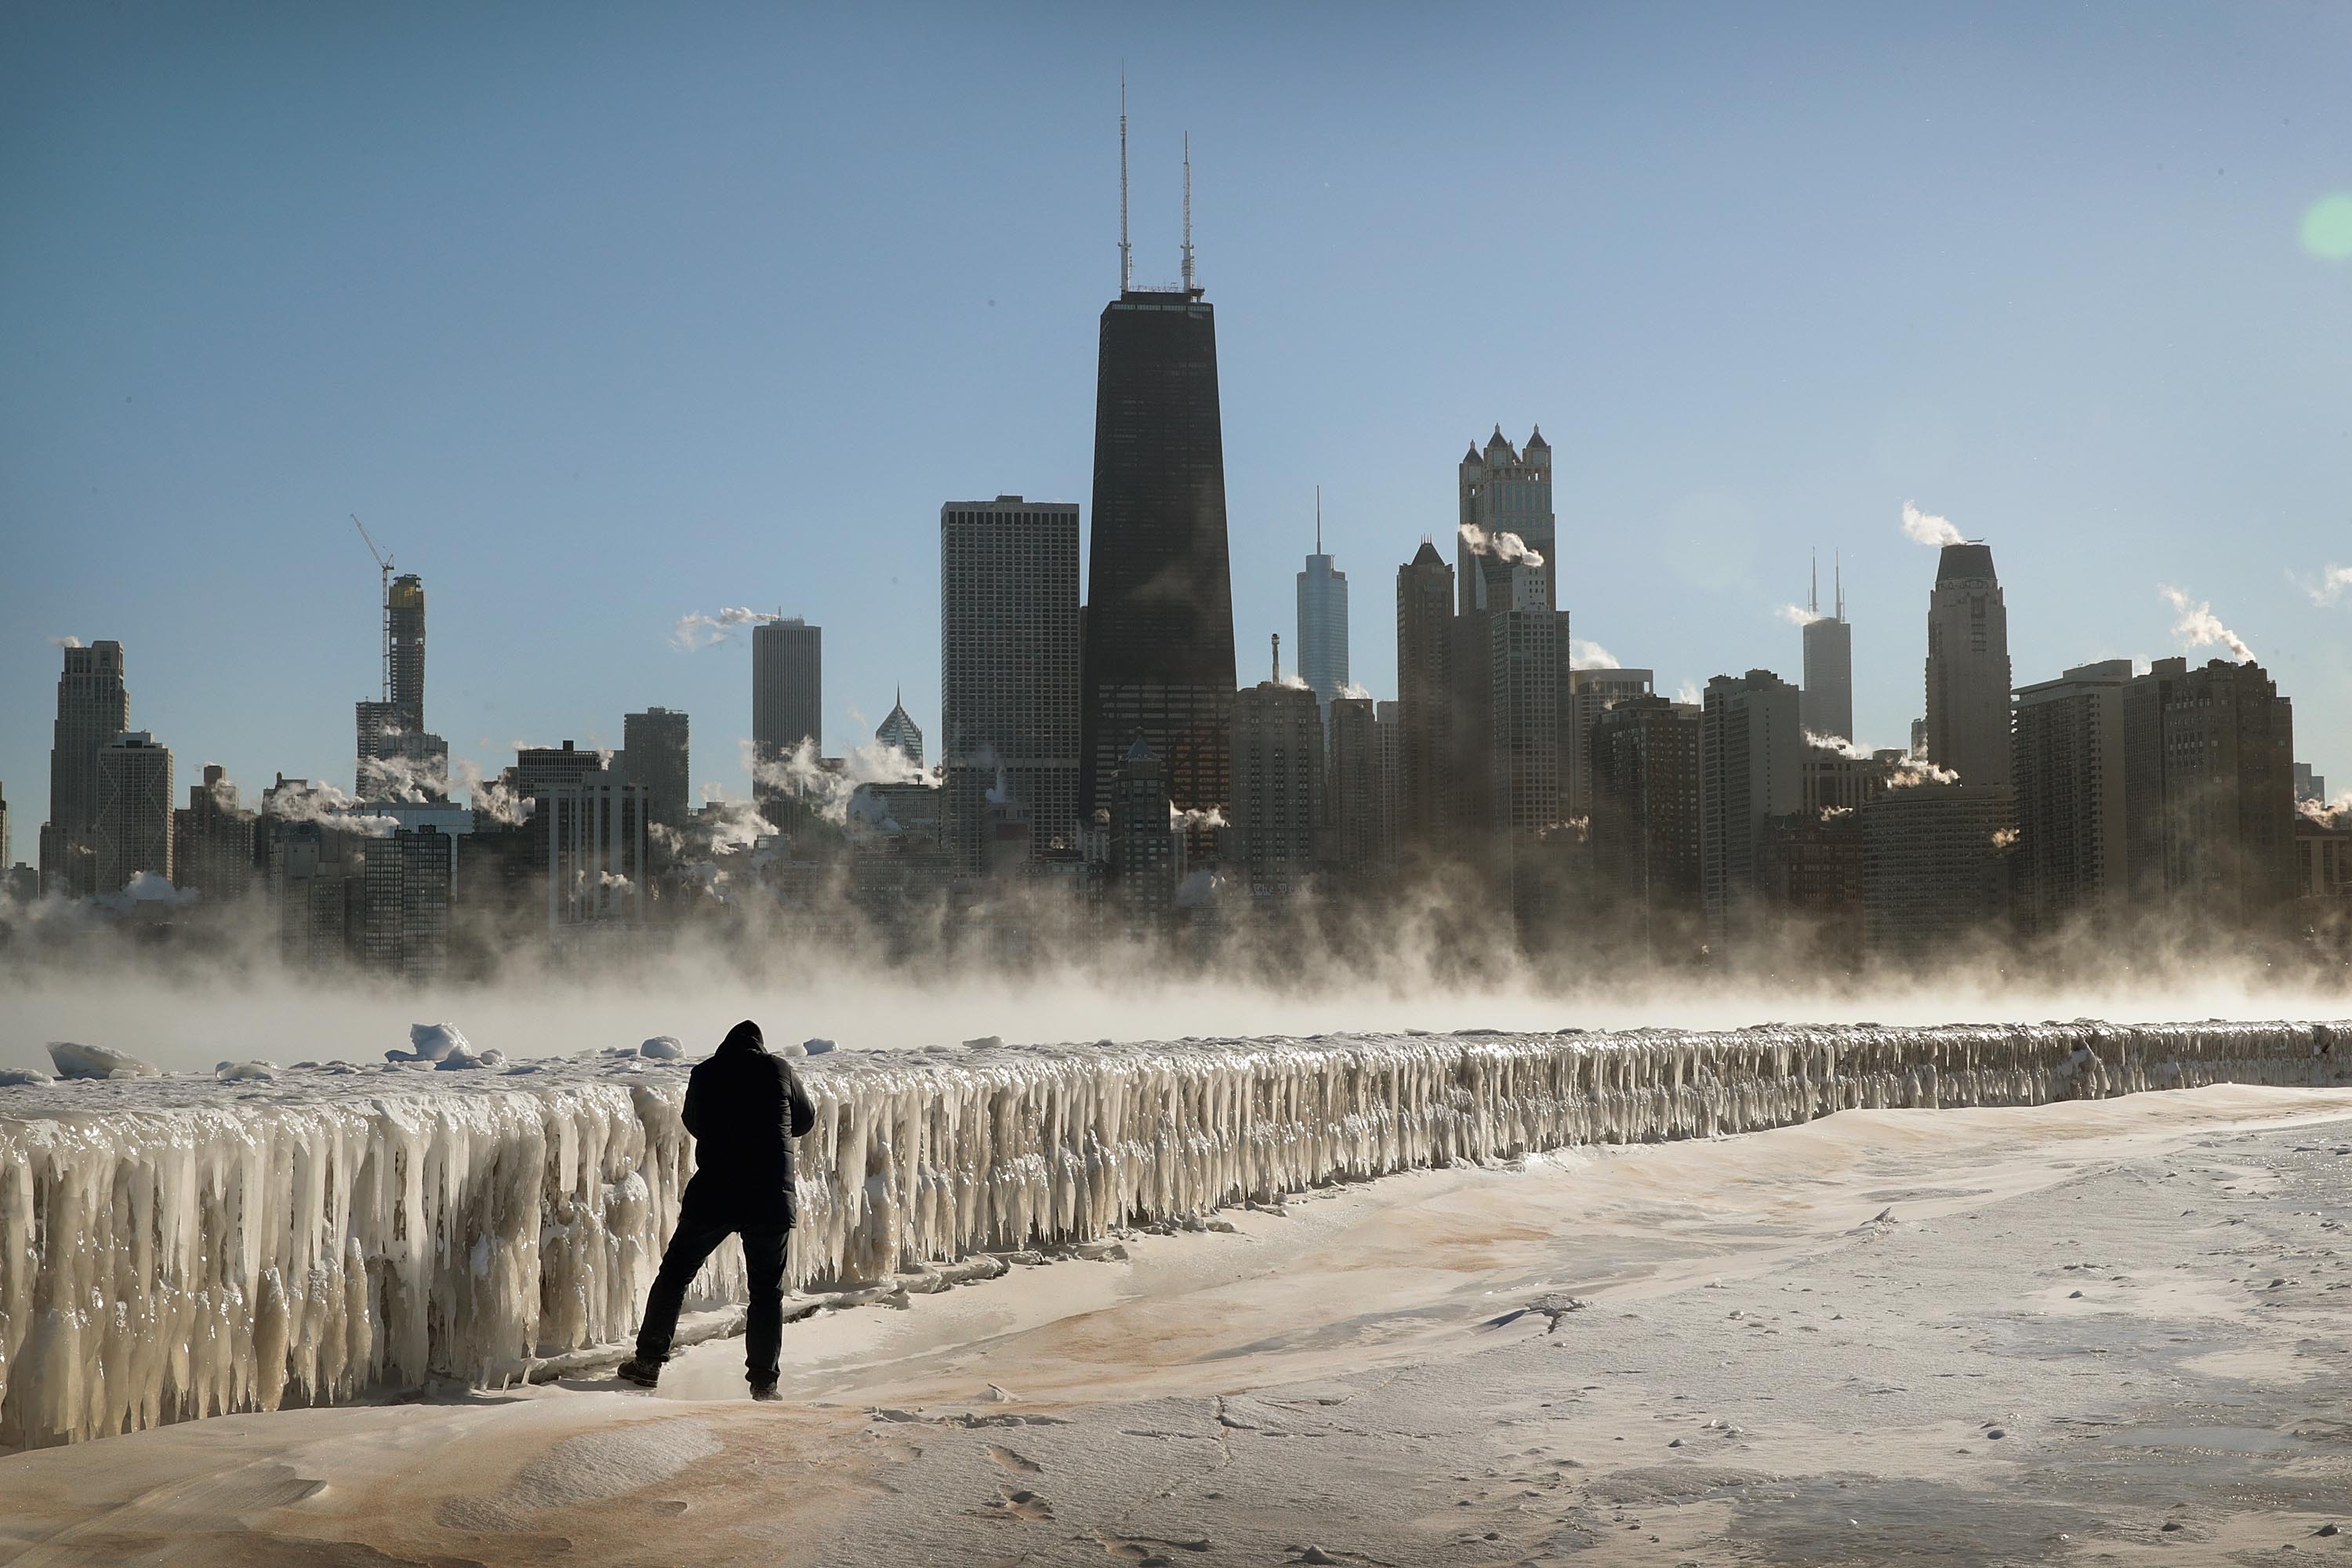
[[1076, 288, 1237, 821]]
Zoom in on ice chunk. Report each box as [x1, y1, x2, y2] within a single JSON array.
[[46, 1041, 160, 1080], [0, 1068, 52, 1087], [803, 1037, 836, 1054], [639, 1036, 684, 1060], [388, 1022, 470, 1064], [434, 1045, 506, 1071], [214, 1061, 278, 1083]]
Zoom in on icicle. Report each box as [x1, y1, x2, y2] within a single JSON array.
[[0, 1019, 2341, 1446]]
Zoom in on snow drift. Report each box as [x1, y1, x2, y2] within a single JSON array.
[[0, 1019, 2342, 1447]]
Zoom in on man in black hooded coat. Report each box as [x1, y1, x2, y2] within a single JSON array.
[[618, 1019, 816, 1399]]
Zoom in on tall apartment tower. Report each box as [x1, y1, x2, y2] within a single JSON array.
[[1457, 426, 1555, 614], [1589, 695, 1704, 943], [1799, 554, 1854, 743], [1860, 782, 2014, 954], [1923, 541, 2012, 786], [1395, 541, 1457, 859], [1296, 490, 1350, 723], [1373, 699, 1403, 873], [622, 708, 692, 829], [43, 640, 129, 897], [173, 765, 258, 900], [1077, 122, 1236, 824], [1322, 695, 1378, 877], [388, 573, 426, 734], [942, 497, 1082, 871], [1564, 666, 1656, 816], [752, 618, 822, 809], [94, 731, 173, 893], [1108, 737, 1177, 926], [1699, 670, 1805, 947], [2011, 659, 2132, 934], [2123, 657, 2297, 926], [1229, 677, 1324, 897], [361, 827, 455, 979]]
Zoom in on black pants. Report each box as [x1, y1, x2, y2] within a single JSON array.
[[634, 1207, 790, 1385]]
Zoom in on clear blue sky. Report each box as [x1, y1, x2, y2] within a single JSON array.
[[5, 2, 2348, 837]]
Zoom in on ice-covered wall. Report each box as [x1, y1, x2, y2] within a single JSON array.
[[1, 1019, 2342, 1446]]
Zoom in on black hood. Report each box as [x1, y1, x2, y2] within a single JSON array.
[[718, 1019, 764, 1054]]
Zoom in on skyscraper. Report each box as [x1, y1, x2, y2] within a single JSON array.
[[1564, 667, 1656, 816], [1923, 541, 2012, 786], [355, 573, 446, 798], [1860, 782, 2014, 954], [1589, 695, 1704, 943], [94, 731, 173, 893], [1396, 541, 1457, 858], [2122, 656, 2297, 927], [43, 639, 129, 898], [1229, 677, 1324, 898], [1322, 695, 1378, 878], [752, 618, 822, 811], [1457, 427, 1555, 614], [1700, 669, 1804, 948], [622, 708, 691, 829], [388, 573, 426, 735], [1108, 737, 1177, 927], [361, 826, 455, 979], [1076, 120, 1236, 824], [1296, 489, 1349, 723], [2012, 659, 2132, 933], [942, 497, 1082, 872], [172, 764, 257, 900], [874, 694, 924, 768], [1799, 554, 1854, 743]]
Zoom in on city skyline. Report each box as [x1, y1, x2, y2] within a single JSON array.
[[5, 5, 2352, 817]]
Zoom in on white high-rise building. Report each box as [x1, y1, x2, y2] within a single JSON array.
[[940, 497, 1081, 872], [1295, 488, 1349, 723], [1924, 541, 2012, 787]]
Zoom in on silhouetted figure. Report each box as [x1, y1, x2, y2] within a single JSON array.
[[618, 1019, 816, 1399]]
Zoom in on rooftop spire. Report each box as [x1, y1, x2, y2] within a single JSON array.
[[1835, 550, 1845, 621], [1181, 130, 1195, 295], [1118, 71, 1131, 293], [1271, 631, 1281, 684], [1810, 548, 1818, 615], [1315, 484, 1322, 554]]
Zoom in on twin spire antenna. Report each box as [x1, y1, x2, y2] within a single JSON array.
[[1807, 547, 1848, 621], [1116, 74, 1196, 296]]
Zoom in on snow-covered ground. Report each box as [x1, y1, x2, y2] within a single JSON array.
[[5, 1083, 2347, 1565]]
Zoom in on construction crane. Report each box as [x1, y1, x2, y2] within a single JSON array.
[[351, 514, 393, 704]]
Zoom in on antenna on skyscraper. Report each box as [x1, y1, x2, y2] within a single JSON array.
[[1315, 485, 1322, 554], [1835, 550, 1845, 620], [1810, 548, 1818, 615], [1181, 131, 1196, 296], [1272, 631, 1280, 684], [1118, 71, 1132, 293]]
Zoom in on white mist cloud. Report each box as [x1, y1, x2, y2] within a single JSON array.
[[741, 736, 932, 827], [2158, 585, 2256, 662], [670, 606, 773, 652], [1571, 641, 1621, 670], [1886, 759, 1961, 788], [1171, 804, 1229, 832], [1276, 673, 1310, 691], [1805, 731, 1872, 759], [261, 779, 397, 836], [1457, 524, 1545, 569], [1900, 501, 1965, 547], [1778, 604, 1824, 626], [450, 759, 533, 826], [1673, 680, 1700, 705], [2297, 563, 2352, 608], [46, 634, 83, 649], [1338, 681, 1371, 701]]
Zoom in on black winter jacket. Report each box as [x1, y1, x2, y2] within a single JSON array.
[[681, 1020, 818, 1228]]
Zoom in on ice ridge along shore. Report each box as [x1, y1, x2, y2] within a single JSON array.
[[1, 1019, 2343, 1448]]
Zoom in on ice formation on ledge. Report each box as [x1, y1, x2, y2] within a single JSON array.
[[0, 1018, 2342, 1448], [45, 1041, 161, 1081]]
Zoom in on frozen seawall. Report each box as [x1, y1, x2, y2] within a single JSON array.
[[2, 1019, 2343, 1447]]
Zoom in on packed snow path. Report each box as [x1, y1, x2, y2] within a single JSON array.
[[1, 1019, 2342, 1448]]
